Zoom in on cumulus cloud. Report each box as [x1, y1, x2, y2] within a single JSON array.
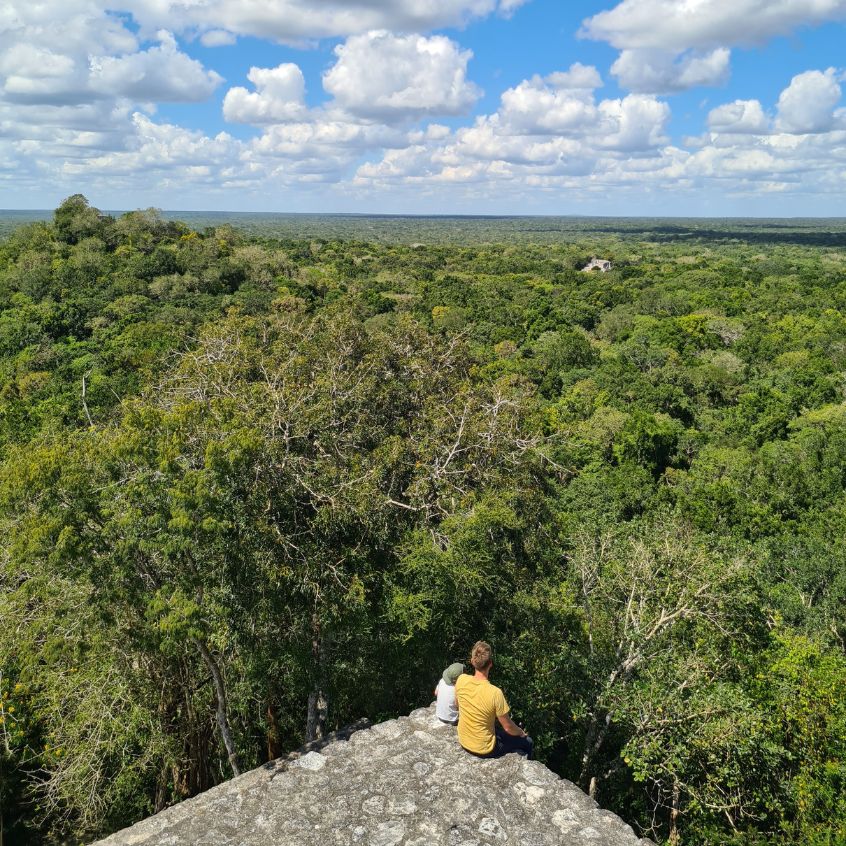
[[545, 63, 603, 91], [219, 29, 483, 182], [0, 5, 222, 106], [200, 29, 237, 47], [0, 0, 229, 198], [581, 0, 846, 52], [350, 63, 846, 210], [0, 100, 135, 151], [223, 64, 306, 124], [497, 74, 599, 135], [611, 47, 730, 93], [61, 113, 239, 177], [687, 70, 846, 195], [500, 68, 669, 151], [89, 31, 223, 102], [598, 94, 670, 151], [703, 71, 844, 138], [3, 1, 139, 61], [1, 45, 84, 104], [776, 68, 843, 133], [354, 63, 672, 191], [707, 99, 769, 134], [246, 119, 407, 181], [123, 0, 526, 44], [322, 31, 480, 120], [0, 45, 76, 82], [582, 0, 846, 95]]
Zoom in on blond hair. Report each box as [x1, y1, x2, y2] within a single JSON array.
[[470, 640, 493, 671]]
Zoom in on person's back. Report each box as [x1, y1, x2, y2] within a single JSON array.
[[455, 673, 508, 755], [455, 640, 533, 759]]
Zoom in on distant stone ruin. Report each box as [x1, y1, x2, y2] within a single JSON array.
[[582, 258, 612, 272], [92, 705, 652, 846]]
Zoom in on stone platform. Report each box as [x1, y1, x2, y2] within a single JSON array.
[[92, 705, 652, 846]]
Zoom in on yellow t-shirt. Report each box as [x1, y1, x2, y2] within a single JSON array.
[[455, 674, 510, 755]]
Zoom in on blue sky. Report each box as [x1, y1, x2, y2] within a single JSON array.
[[2, 0, 846, 214]]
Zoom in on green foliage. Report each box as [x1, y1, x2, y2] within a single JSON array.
[[3, 197, 846, 845]]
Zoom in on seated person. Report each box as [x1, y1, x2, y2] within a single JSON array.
[[455, 640, 533, 759], [434, 662, 465, 725]]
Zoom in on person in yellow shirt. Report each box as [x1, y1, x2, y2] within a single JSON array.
[[455, 640, 533, 759]]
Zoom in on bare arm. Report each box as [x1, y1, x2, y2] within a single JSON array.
[[497, 712, 527, 737]]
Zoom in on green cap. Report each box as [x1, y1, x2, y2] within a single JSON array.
[[442, 662, 465, 685]]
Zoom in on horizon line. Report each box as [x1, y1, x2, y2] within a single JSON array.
[[4, 209, 846, 222]]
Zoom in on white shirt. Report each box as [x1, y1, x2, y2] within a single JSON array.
[[435, 680, 459, 723]]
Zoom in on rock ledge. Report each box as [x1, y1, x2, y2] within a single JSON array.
[[92, 706, 652, 846]]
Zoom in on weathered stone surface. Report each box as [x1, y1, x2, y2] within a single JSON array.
[[92, 706, 652, 846]]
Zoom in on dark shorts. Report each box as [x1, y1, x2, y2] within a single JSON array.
[[462, 723, 534, 760]]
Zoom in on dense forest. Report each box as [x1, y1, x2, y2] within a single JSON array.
[[1, 195, 845, 845]]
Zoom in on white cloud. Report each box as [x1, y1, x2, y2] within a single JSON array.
[[0, 0, 228, 200], [223, 64, 306, 124], [707, 99, 769, 133], [0, 5, 222, 106], [545, 63, 603, 91], [250, 120, 403, 159], [582, 0, 846, 96], [89, 31, 223, 102], [598, 94, 670, 151], [581, 0, 846, 52], [350, 63, 846, 210], [220, 30, 483, 182], [124, 0, 526, 44], [611, 47, 730, 93], [200, 29, 237, 47], [354, 65, 672, 192], [62, 113, 239, 176], [477, 69, 671, 153], [498, 73, 599, 135], [242, 116, 409, 183], [1, 45, 85, 104], [322, 31, 480, 120], [0, 45, 76, 81], [776, 68, 843, 133], [498, 0, 530, 14], [1, 2, 134, 106], [1, 1, 498, 196], [2, 1, 139, 58], [0, 101, 134, 150]]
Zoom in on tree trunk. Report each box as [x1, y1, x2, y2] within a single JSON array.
[[305, 619, 328, 742], [193, 638, 240, 776], [155, 763, 170, 813], [265, 702, 282, 761], [306, 689, 328, 742], [579, 710, 612, 790], [579, 656, 636, 790], [669, 780, 681, 845]]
